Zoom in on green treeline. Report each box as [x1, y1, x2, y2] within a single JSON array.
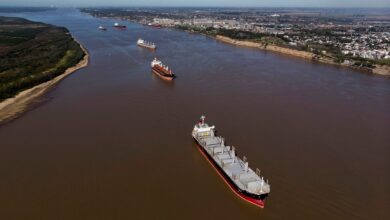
[[0, 16, 85, 101]]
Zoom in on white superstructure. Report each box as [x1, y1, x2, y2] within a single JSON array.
[[151, 57, 162, 68]]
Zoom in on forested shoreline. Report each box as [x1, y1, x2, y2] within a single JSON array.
[[0, 16, 85, 101]]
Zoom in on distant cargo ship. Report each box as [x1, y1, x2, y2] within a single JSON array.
[[148, 23, 161, 29], [137, 38, 156, 50], [192, 116, 270, 208], [113, 22, 126, 29], [151, 58, 175, 80], [98, 26, 107, 31]]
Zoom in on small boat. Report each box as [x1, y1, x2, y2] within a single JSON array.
[[151, 58, 175, 80], [113, 22, 126, 29], [98, 26, 107, 31], [137, 38, 156, 50]]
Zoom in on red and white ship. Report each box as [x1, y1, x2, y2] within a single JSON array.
[[192, 116, 270, 208], [113, 22, 126, 29], [151, 58, 175, 80], [148, 23, 162, 29]]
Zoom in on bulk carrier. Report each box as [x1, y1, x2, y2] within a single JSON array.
[[113, 22, 126, 29], [151, 58, 175, 80], [137, 38, 156, 50], [192, 116, 270, 208]]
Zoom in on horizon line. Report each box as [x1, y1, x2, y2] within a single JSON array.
[[1, 5, 390, 9]]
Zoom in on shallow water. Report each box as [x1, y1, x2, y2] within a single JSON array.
[[0, 8, 389, 220]]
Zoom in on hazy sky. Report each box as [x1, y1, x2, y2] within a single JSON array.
[[1, 0, 389, 8]]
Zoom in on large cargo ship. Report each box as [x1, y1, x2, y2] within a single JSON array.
[[137, 38, 156, 50], [113, 22, 126, 29], [192, 116, 270, 208], [147, 23, 162, 29], [151, 58, 175, 80]]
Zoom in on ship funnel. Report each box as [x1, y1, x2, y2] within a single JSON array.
[[244, 162, 249, 172]]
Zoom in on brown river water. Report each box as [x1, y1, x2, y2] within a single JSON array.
[[0, 8, 389, 220]]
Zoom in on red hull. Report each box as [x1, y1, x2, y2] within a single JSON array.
[[152, 68, 174, 81], [195, 141, 265, 208], [114, 26, 126, 30]]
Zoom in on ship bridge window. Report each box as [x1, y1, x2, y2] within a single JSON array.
[[198, 131, 210, 137]]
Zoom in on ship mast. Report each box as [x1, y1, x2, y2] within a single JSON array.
[[200, 115, 205, 126]]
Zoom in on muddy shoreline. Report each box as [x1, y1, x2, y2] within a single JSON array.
[[214, 35, 390, 76]]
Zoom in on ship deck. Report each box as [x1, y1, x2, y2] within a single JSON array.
[[196, 134, 270, 195]]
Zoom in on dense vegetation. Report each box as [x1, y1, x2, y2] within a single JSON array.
[[0, 16, 85, 101]]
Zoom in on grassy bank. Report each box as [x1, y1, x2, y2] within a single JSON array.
[[0, 16, 86, 101]]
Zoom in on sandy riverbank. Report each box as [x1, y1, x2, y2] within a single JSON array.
[[372, 65, 390, 76], [0, 40, 89, 124], [215, 35, 390, 76], [215, 35, 314, 58]]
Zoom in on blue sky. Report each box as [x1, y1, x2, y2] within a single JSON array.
[[1, 0, 389, 8]]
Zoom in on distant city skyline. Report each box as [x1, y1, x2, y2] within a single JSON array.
[[1, 0, 390, 8]]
